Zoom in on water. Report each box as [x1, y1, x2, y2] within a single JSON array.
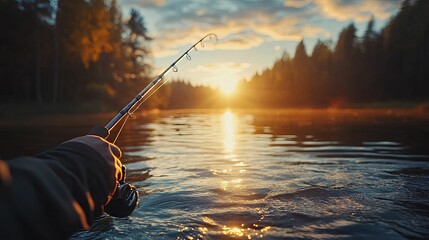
[[1, 109, 429, 239]]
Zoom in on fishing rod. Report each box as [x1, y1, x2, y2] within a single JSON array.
[[90, 33, 218, 140], [89, 33, 218, 218]]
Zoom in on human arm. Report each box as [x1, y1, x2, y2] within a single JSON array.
[[0, 135, 122, 239]]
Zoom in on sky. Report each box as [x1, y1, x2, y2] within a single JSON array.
[[118, 0, 402, 94]]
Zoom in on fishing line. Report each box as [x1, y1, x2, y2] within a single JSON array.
[[112, 114, 130, 144], [87, 33, 218, 218], [111, 77, 169, 144], [106, 33, 218, 143]]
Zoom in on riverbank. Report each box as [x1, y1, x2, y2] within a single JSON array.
[[1, 100, 429, 117], [1, 107, 428, 128]]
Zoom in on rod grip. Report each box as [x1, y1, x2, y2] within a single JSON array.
[[88, 125, 110, 139]]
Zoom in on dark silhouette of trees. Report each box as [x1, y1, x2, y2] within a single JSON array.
[[382, 0, 429, 101], [166, 80, 222, 109], [235, 0, 429, 108], [360, 16, 383, 101], [1, 0, 428, 112], [0, 0, 36, 101], [125, 8, 152, 77], [333, 23, 359, 103], [0, 0, 162, 111], [309, 40, 332, 104], [0, 0, 223, 111]]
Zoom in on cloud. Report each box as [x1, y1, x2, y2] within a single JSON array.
[[139, 0, 328, 56], [218, 31, 266, 50], [254, 16, 331, 41], [150, 45, 180, 58], [313, 0, 402, 22], [191, 62, 251, 74], [284, 0, 313, 8], [119, 0, 399, 59]]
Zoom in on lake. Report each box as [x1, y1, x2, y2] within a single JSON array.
[[1, 109, 429, 239]]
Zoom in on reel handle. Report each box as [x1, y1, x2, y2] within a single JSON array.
[[104, 166, 139, 218]]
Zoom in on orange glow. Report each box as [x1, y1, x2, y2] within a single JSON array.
[[221, 224, 271, 239], [220, 81, 237, 95], [223, 226, 244, 237], [191, 62, 245, 96], [223, 111, 235, 153]]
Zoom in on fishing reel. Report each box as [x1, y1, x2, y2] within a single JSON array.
[[104, 165, 139, 218], [89, 126, 139, 218]]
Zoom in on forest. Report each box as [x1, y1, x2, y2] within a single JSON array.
[[234, 0, 429, 108], [0, 0, 428, 112], [0, 0, 170, 111]]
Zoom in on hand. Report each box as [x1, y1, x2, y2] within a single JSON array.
[[66, 135, 138, 217], [66, 135, 123, 188]]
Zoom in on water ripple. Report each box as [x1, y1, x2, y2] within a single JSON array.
[[37, 109, 428, 239]]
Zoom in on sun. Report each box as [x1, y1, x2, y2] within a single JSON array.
[[191, 62, 246, 96], [219, 81, 237, 95]]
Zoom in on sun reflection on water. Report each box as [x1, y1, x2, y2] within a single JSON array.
[[175, 110, 271, 239], [222, 225, 271, 239], [223, 110, 235, 154]]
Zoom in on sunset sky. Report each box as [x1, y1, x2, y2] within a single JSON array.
[[118, 0, 402, 93]]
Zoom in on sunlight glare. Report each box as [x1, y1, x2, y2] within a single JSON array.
[[221, 224, 271, 239], [223, 111, 235, 153], [220, 81, 237, 95], [189, 62, 248, 96]]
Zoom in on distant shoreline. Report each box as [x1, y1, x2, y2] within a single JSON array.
[[1, 100, 428, 117], [1, 103, 428, 127]]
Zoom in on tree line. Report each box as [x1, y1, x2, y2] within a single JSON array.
[[1, 0, 428, 112], [0, 0, 167, 110], [233, 0, 429, 108]]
